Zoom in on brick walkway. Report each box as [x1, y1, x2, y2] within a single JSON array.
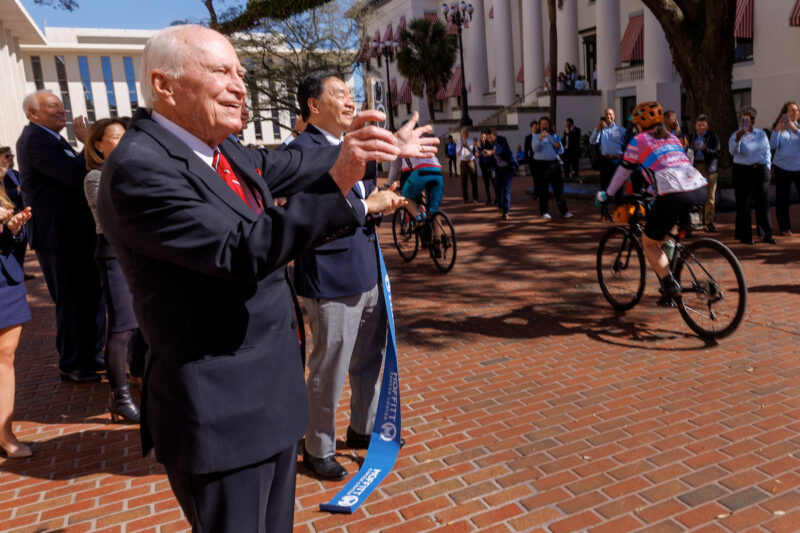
[[2, 177, 800, 532]]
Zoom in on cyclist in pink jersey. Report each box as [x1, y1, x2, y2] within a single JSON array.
[[595, 101, 707, 305]]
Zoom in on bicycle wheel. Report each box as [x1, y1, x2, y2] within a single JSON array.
[[596, 226, 646, 311], [392, 207, 419, 262], [674, 238, 747, 340], [428, 211, 457, 273]]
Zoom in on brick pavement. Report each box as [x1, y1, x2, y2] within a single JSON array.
[[2, 176, 800, 532]]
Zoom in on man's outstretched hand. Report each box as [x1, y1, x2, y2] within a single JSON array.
[[394, 111, 439, 158]]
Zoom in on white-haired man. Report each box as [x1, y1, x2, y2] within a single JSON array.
[[96, 24, 436, 531], [16, 91, 105, 383]]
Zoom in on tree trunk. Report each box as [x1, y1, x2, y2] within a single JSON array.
[[640, 0, 738, 168], [547, 0, 558, 125], [427, 90, 437, 124]]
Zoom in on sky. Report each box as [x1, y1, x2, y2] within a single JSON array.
[[20, 0, 215, 30]]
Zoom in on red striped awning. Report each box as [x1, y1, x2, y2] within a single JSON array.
[[370, 30, 381, 57], [492, 77, 496, 88], [424, 12, 439, 24], [446, 68, 462, 97], [516, 65, 524, 83], [397, 16, 407, 34], [791, 0, 800, 26], [435, 85, 447, 101], [735, 0, 753, 38], [545, 61, 550, 77], [384, 23, 393, 43], [620, 14, 644, 62], [397, 79, 412, 104], [488, 5, 493, 18], [447, 21, 457, 35], [359, 40, 370, 63], [390, 79, 397, 101]]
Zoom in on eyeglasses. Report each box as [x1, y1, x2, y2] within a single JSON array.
[[2, 154, 13, 159]]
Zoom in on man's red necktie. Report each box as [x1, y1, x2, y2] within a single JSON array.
[[212, 149, 249, 206]]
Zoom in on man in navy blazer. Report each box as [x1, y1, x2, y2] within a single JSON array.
[[290, 73, 403, 481], [16, 92, 105, 382], [485, 127, 517, 219], [96, 25, 435, 531]]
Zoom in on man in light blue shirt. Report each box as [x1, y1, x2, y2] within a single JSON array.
[[589, 108, 626, 193], [728, 106, 773, 244]]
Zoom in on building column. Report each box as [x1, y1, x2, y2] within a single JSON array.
[[466, 0, 489, 104], [556, 0, 578, 70], [595, 0, 620, 109], [521, 0, 544, 103], [641, 7, 680, 114], [492, 0, 515, 106]]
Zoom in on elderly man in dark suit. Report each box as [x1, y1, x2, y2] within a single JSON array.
[[16, 91, 105, 383], [290, 73, 403, 481], [96, 24, 435, 531]]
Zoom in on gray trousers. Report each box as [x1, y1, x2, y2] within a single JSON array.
[[302, 284, 387, 458]]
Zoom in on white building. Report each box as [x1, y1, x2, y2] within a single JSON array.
[[0, 1, 312, 149], [361, 0, 800, 148]]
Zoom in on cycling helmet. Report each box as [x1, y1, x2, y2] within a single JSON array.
[[631, 101, 664, 130]]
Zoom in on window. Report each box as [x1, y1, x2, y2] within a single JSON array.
[[271, 108, 280, 139], [101, 57, 118, 117], [254, 120, 263, 141], [78, 57, 96, 122], [30, 56, 44, 90], [434, 100, 443, 113], [621, 96, 636, 128], [406, 103, 411, 114], [54, 56, 76, 143], [123, 57, 138, 111], [733, 38, 753, 62], [583, 34, 597, 88], [732, 88, 752, 115]]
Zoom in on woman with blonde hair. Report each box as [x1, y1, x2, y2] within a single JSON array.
[[0, 181, 33, 457], [770, 101, 800, 235], [83, 118, 144, 423]]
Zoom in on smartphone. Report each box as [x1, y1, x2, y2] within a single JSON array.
[[741, 116, 750, 130], [782, 113, 790, 127]]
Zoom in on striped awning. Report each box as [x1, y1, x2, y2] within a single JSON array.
[[620, 14, 644, 62], [489, 5, 493, 18], [359, 40, 370, 63], [370, 30, 381, 57], [447, 21, 457, 35], [397, 16, 407, 34], [424, 12, 439, 24], [390, 79, 397, 102], [735, 0, 753, 38], [384, 23, 393, 43], [397, 79, 412, 104], [545, 61, 550, 77], [516, 65, 524, 83], [446, 68, 462, 97], [791, 0, 800, 26], [492, 77, 496, 88], [435, 85, 447, 101]]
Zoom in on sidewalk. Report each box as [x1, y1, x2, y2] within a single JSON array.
[[2, 178, 800, 532]]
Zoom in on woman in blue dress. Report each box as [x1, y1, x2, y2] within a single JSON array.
[[0, 189, 33, 458]]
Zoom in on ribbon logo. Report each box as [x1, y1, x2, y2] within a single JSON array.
[[380, 422, 397, 441]]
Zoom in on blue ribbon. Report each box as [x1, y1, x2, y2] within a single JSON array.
[[319, 243, 402, 513]]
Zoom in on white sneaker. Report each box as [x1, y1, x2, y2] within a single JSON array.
[[541, 213, 552, 220], [563, 211, 574, 218]]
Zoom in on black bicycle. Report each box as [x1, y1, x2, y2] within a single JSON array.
[[597, 194, 747, 340], [392, 205, 457, 273]]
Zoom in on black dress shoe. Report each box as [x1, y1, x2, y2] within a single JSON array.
[[739, 238, 754, 245], [302, 449, 347, 480], [59, 368, 102, 383], [346, 426, 371, 449], [762, 236, 776, 244]]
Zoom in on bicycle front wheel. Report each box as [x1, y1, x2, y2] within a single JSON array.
[[392, 207, 419, 262], [674, 238, 747, 340], [428, 211, 457, 273], [596, 226, 646, 311]]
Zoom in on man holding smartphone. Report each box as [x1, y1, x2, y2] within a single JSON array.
[[589, 108, 626, 195], [687, 115, 720, 231]]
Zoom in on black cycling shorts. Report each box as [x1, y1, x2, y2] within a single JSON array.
[[644, 187, 706, 241]]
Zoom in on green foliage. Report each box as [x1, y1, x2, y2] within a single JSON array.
[[207, 0, 334, 34], [229, 1, 360, 134], [395, 16, 457, 123], [32, 0, 78, 10]]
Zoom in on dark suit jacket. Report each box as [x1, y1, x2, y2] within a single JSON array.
[[493, 135, 516, 169], [0, 226, 26, 285], [524, 134, 534, 163], [3, 169, 23, 210], [290, 125, 379, 299], [686, 130, 720, 173], [97, 109, 359, 474], [16, 123, 94, 251], [564, 126, 582, 157]]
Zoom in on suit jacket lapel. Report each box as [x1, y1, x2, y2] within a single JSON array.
[[132, 110, 257, 221], [220, 140, 273, 208], [304, 125, 365, 198]]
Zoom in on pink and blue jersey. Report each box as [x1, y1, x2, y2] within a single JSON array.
[[620, 132, 705, 195]]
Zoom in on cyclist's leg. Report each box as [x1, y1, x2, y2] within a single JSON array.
[[642, 194, 682, 303], [425, 174, 444, 213], [401, 174, 424, 217]]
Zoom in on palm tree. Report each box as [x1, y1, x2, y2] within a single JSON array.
[[396, 17, 457, 123]]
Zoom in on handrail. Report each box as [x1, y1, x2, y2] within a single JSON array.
[[477, 85, 546, 127]]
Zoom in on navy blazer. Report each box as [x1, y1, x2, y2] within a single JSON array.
[[0, 226, 26, 285], [3, 169, 23, 210], [290, 125, 379, 299], [97, 109, 359, 474], [493, 135, 516, 168], [16, 123, 95, 250]]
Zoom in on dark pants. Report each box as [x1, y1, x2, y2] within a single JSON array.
[[479, 163, 493, 203], [562, 151, 579, 179], [774, 165, 800, 232], [447, 156, 457, 177], [600, 157, 622, 199], [494, 166, 515, 214], [733, 163, 773, 242], [534, 159, 569, 216], [164, 442, 298, 533], [528, 162, 538, 197], [459, 160, 479, 201], [36, 246, 106, 373]]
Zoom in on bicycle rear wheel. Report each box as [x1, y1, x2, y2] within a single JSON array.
[[392, 207, 419, 262], [674, 238, 747, 340], [596, 226, 646, 310], [428, 211, 457, 273]]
